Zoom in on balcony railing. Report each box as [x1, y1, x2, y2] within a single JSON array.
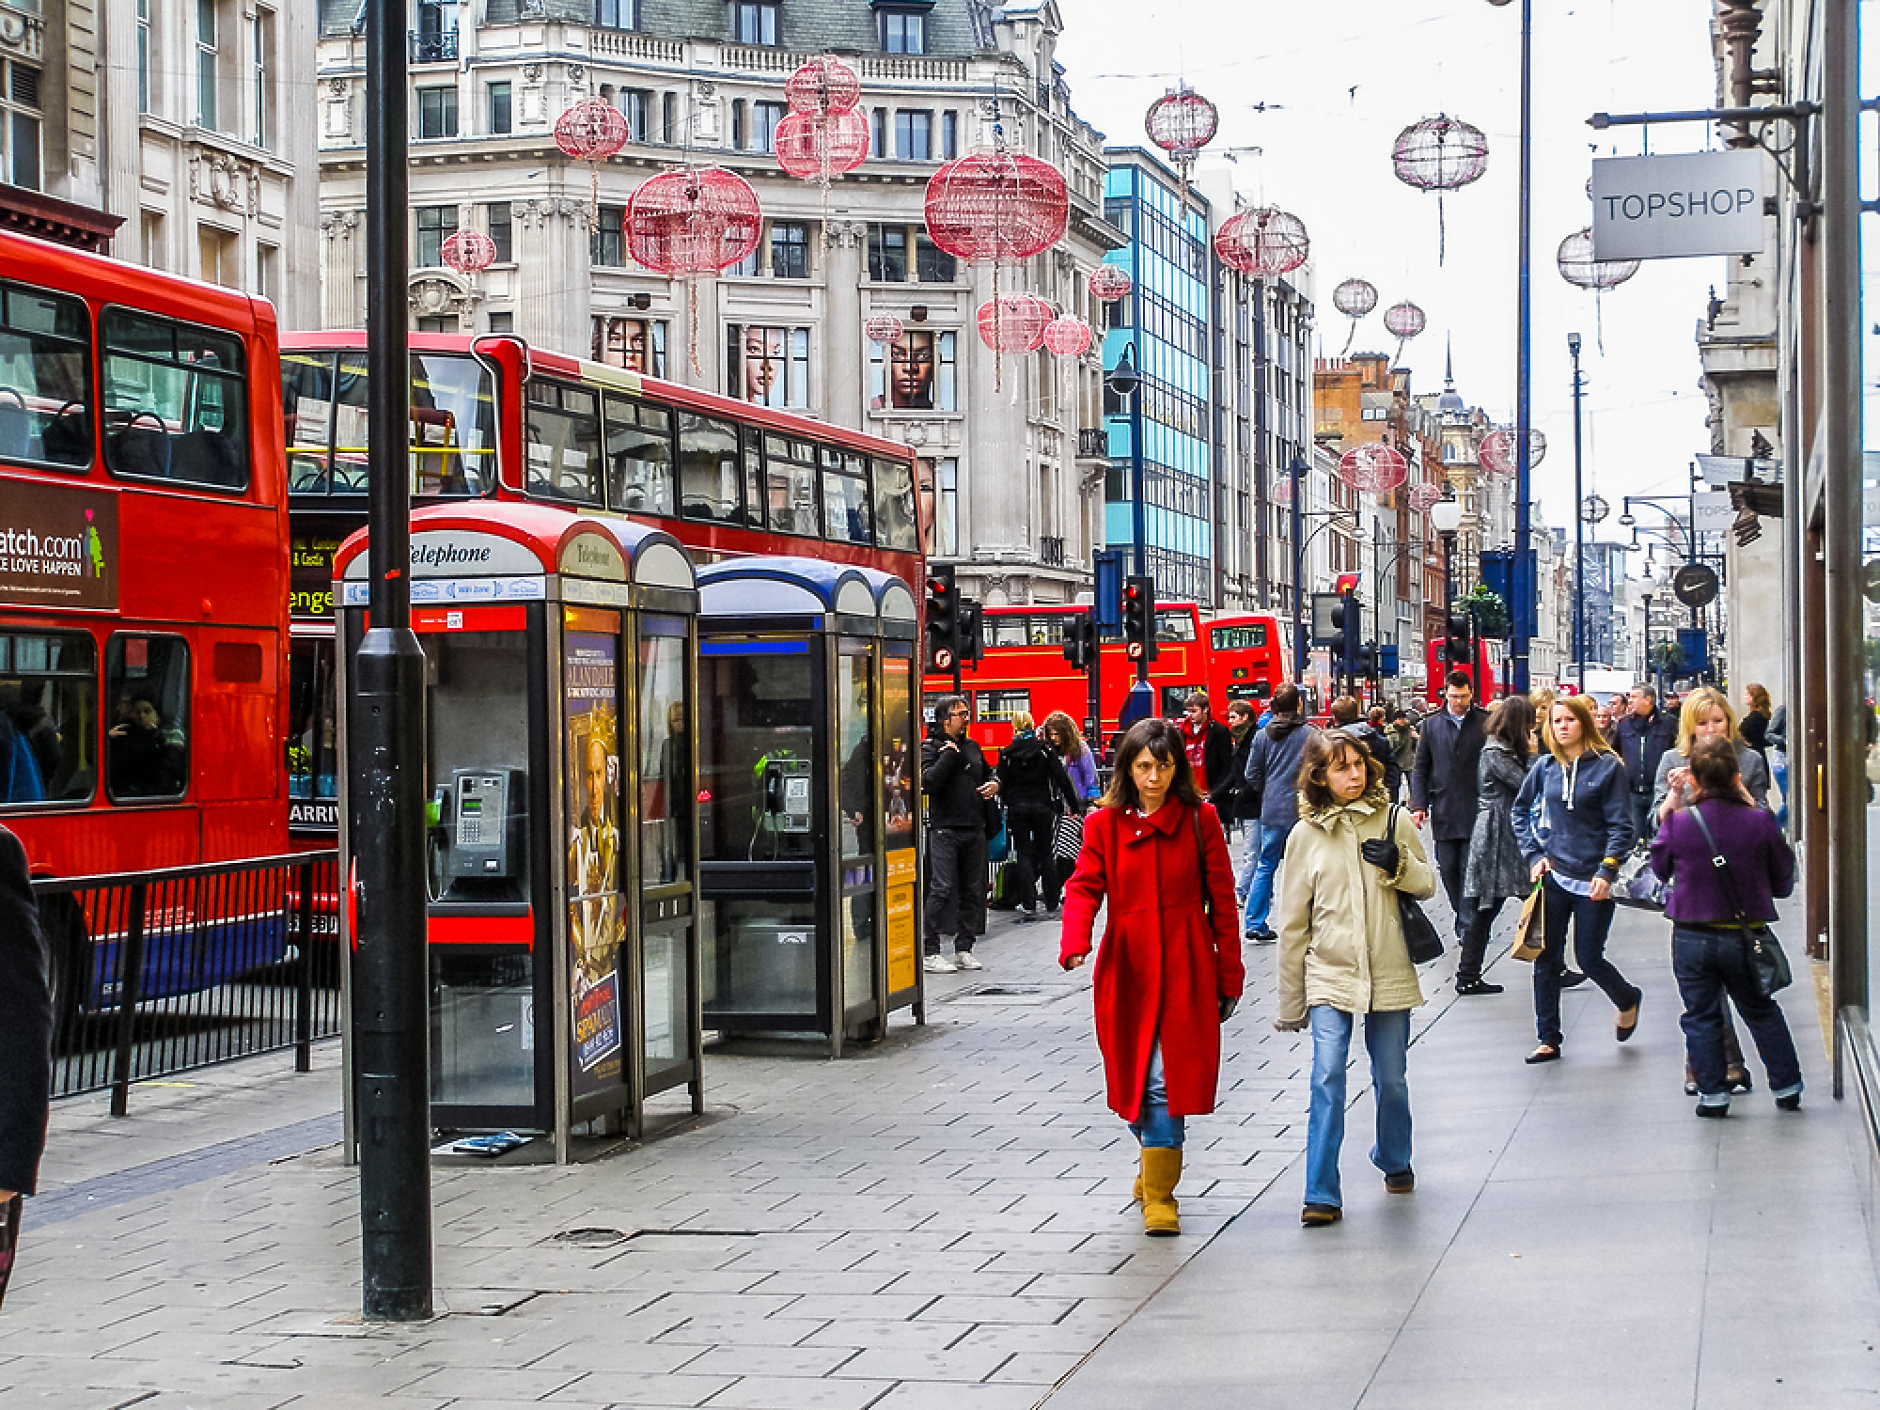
[[1040, 536, 1066, 567], [1077, 428, 1109, 459], [409, 29, 458, 63]]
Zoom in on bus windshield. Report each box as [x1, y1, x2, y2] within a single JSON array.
[[284, 350, 497, 497]]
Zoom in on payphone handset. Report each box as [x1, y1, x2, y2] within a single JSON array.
[[447, 767, 527, 880], [758, 753, 812, 834]]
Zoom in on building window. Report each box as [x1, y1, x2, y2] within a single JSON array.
[[256, 243, 278, 303], [617, 88, 652, 141], [137, 0, 152, 115], [591, 205, 625, 267], [196, 0, 219, 128], [594, 0, 637, 27], [870, 330, 956, 412], [140, 211, 165, 269], [198, 225, 239, 287], [662, 91, 679, 142], [489, 81, 512, 135], [915, 231, 955, 283], [867, 224, 906, 282], [940, 110, 958, 159], [930, 457, 958, 556], [753, 99, 784, 154], [726, 242, 760, 277], [1, 60, 41, 190], [730, 99, 746, 150], [488, 311, 514, 333], [592, 316, 667, 376], [416, 316, 454, 334], [488, 202, 512, 262], [726, 324, 810, 408], [880, 9, 927, 54], [417, 86, 458, 139], [770, 222, 809, 279], [415, 205, 453, 267], [870, 107, 885, 159], [894, 109, 931, 161], [253, 8, 273, 148], [729, 1, 780, 45]]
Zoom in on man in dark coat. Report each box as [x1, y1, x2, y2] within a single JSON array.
[[1614, 683, 1678, 844], [0, 824, 51, 1311], [1411, 670, 1488, 937], [1178, 692, 1234, 800], [921, 695, 999, 974]]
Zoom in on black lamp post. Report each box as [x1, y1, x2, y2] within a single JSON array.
[[1641, 590, 1656, 695], [1430, 492, 1463, 694], [1289, 453, 1308, 680], [1106, 343, 1145, 579], [1569, 331, 1585, 694]]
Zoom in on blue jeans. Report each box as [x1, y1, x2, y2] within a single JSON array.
[[1671, 925, 1803, 1105], [1129, 1042, 1185, 1149], [1772, 757, 1789, 831], [1235, 821, 1263, 905], [1533, 876, 1639, 1047], [1243, 820, 1293, 935], [1305, 1006, 1412, 1209]]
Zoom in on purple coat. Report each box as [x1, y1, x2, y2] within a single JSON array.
[[1650, 798, 1794, 925]]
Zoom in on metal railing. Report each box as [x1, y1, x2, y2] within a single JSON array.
[[1078, 428, 1109, 459], [34, 851, 342, 1114], [409, 29, 458, 63], [1040, 536, 1066, 567]]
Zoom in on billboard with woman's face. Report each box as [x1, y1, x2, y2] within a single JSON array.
[[870, 329, 955, 411], [592, 317, 667, 376]]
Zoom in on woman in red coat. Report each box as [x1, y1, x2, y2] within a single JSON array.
[[1060, 718, 1244, 1237]]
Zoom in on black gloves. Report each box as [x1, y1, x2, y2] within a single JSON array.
[[1218, 995, 1239, 1022], [1360, 837, 1400, 875]]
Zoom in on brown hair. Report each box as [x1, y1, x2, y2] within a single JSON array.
[[1543, 692, 1615, 766], [1101, 718, 1204, 812], [1041, 710, 1086, 761], [1328, 695, 1361, 725], [1296, 730, 1383, 811], [1270, 683, 1301, 714], [1745, 682, 1773, 718], [1688, 733, 1742, 802], [1184, 690, 1210, 712], [1485, 693, 1535, 759]]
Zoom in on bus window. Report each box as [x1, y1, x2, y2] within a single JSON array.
[[287, 636, 339, 812], [525, 380, 602, 505], [872, 456, 917, 551], [0, 632, 96, 805], [604, 395, 675, 515], [282, 351, 336, 493], [821, 447, 871, 545], [1210, 624, 1269, 651], [740, 426, 763, 529], [412, 352, 497, 495], [975, 690, 1030, 723], [764, 435, 818, 537], [105, 634, 190, 802], [677, 411, 742, 524], [100, 309, 249, 490], [0, 283, 92, 470], [1026, 616, 1065, 647], [1155, 610, 1197, 642], [984, 616, 1029, 649]]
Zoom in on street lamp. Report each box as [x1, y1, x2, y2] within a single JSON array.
[[1288, 453, 1308, 680], [1640, 589, 1656, 694], [1105, 343, 1144, 579], [1430, 494, 1463, 694], [1568, 331, 1585, 694]]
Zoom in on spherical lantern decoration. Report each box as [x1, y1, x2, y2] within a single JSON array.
[[1213, 207, 1310, 277], [1089, 264, 1133, 302], [1392, 115, 1489, 191], [864, 314, 905, 346], [784, 55, 861, 116], [923, 152, 1070, 266], [1557, 228, 1641, 291], [1383, 300, 1427, 340], [1333, 279, 1379, 318], [1408, 482, 1444, 512], [1582, 493, 1611, 525], [626, 166, 763, 279], [975, 295, 1053, 354], [440, 229, 497, 275], [774, 107, 869, 181], [1042, 316, 1093, 358], [1270, 474, 1294, 507], [1478, 428, 1548, 478], [555, 99, 631, 162], [1337, 443, 1409, 494], [1145, 86, 1220, 160]]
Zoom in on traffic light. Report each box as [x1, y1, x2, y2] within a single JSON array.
[[1122, 576, 1158, 661], [1063, 612, 1098, 671], [1444, 611, 1472, 666], [1327, 594, 1352, 662], [957, 600, 983, 666], [1356, 643, 1377, 678], [925, 563, 957, 673]]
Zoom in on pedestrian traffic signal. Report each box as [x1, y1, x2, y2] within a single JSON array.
[[1443, 612, 1472, 665], [1122, 576, 1158, 661], [958, 600, 984, 666], [1063, 613, 1098, 671], [1327, 595, 1352, 661], [925, 564, 958, 673]]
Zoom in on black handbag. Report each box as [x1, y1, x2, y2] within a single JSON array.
[[1688, 804, 1792, 998], [1386, 804, 1444, 964]]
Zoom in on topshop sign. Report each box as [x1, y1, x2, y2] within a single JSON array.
[[1591, 150, 1766, 261]]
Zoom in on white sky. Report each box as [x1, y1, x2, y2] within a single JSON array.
[[1053, 0, 1729, 552]]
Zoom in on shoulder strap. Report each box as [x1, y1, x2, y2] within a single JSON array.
[[1191, 804, 1212, 918], [1687, 804, 1747, 923]]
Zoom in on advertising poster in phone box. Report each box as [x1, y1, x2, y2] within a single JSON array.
[[564, 628, 625, 1096]]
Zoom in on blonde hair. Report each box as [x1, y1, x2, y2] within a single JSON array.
[[1674, 686, 1738, 756], [1010, 709, 1035, 732], [1544, 692, 1616, 766]]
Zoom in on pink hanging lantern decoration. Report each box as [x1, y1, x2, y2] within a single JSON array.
[[1392, 114, 1489, 263], [1145, 84, 1219, 205], [1478, 428, 1548, 478], [1271, 474, 1294, 507], [1383, 301, 1426, 340], [1089, 264, 1133, 302], [555, 99, 632, 227], [774, 107, 870, 180], [1333, 277, 1377, 354], [1408, 483, 1444, 512], [626, 166, 764, 373], [1337, 443, 1409, 493], [439, 229, 497, 276], [1557, 228, 1640, 290], [1042, 317, 1093, 358], [785, 55, 862, 116], [924, 151, 1070, 266], [976, 295, 1053, 354], [864, 314, 905, 345], [1213, 207, 1310, 277]]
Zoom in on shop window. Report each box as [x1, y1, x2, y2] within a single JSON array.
[[0, 631, 96, 805], [105, 634, 190, 801]]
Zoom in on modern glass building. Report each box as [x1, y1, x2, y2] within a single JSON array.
[[1101, 150, 1215, 606]]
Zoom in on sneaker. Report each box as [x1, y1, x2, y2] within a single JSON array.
[[1300, 1203, 1342, 1226], [922, 953, 958, 975], [1247, 928, 1277, 946], [1384, 1168, 1415, 1194], [954, 951, 984, 971]]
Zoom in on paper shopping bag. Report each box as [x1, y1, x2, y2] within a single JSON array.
[[1510, 881, 1546, 962]]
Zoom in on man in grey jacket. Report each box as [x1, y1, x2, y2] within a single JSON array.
[[1411, 671, 1487, 937], [1241, 684, 1317, 943]]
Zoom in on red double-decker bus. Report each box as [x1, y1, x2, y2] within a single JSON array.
[[278, 331, 925, 841], [1202, 612, 1288, 712], [0, 227, 293, 1012]]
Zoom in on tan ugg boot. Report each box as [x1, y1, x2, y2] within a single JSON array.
[[1140, 1147, 1182, 1237], [1132, 1149, 1143, 1204]]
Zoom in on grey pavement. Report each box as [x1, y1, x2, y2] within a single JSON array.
[[3, 836, 1877, 1410]]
